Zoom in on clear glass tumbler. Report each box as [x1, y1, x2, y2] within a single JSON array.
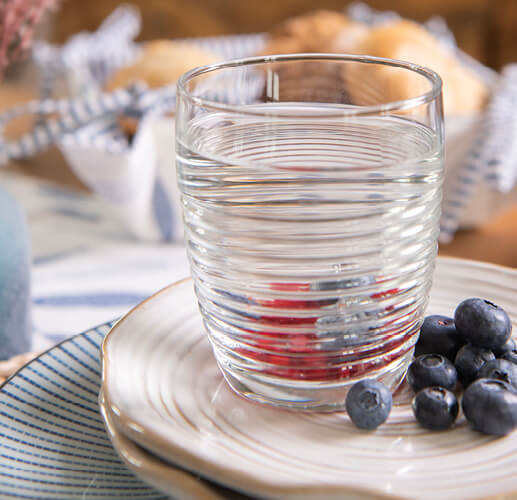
[[176, 54, 444, 411]]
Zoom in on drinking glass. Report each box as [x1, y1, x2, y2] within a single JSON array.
[[176, 54, 443, 411]]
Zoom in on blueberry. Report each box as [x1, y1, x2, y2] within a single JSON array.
[[478, 359, 517, 389], [415, 315, 464, 361], [407, 354, 457, 392], [502, 349, 517, 365], [412, 387, 458, 430], [454, 344, 495, 387], [462, 378, 517, 436], [454, 298, 512, 350], [494, 337, 516, 358], [345, 379, 392, 430]]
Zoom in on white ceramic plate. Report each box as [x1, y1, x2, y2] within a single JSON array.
[[0, 322, 168, 499], [101, 257, 517, 500], [100, 389, 252, 499]]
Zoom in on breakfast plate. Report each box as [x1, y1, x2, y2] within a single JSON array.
[[99, 389, 252, 499], [0, 322, 168, 499], [101, 256, 517, 500]]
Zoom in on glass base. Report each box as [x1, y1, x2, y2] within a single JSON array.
[[217, 349, 413, 412]]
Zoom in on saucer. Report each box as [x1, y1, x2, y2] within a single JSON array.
[[101, 257, 517, 500], [100, 389, 252, 499]]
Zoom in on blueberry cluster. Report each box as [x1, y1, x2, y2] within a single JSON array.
[[345, 298, 517, 436]]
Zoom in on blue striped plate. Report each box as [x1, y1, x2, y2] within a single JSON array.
[[0, 322, 167, 499]]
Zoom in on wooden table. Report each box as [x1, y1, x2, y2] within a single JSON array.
[[2, 84, 517, 269]]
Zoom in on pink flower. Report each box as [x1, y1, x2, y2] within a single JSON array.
[[0, 0, 59, 76]]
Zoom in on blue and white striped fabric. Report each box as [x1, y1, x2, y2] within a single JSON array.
[[0, 83, 149, 161], [479, 64, 517, 193], [439, 64, 517, 242], [0, 321, 168, 499], [33, 5, 142, 99], [22, 6, 265, 242]]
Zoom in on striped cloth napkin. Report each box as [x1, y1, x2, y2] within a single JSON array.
[[0, 5, 516, 243]]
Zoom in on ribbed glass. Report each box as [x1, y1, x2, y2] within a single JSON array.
[[176, 54, 444, 410]]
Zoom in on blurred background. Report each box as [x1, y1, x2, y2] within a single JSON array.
[[0, 0, 513, 268], [47, 0, 516, 70], [0, 0, 517, 363]]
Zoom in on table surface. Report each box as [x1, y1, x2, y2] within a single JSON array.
[[2, 83, 517, 269]]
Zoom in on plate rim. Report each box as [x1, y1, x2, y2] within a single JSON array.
[[0, 319, 116, 391], [99, 389, 231, 500], [101, 386, 404, 500], [101, 256, 517, 500]]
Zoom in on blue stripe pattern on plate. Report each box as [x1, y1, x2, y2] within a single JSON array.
[[0, 322, 168, 499]]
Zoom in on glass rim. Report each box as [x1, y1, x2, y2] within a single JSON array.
[[176, 53, 443, 117]]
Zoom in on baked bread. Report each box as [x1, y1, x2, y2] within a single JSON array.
[[260, 10, 369, 103], [106, 40, 219, 135], [261, 12, 488, 115], [262, 9, 367, 55], [337, 20, 489, 114], [105, 40, 219, 91]]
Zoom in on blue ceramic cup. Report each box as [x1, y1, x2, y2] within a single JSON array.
[[0, 186, 31, 360]]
